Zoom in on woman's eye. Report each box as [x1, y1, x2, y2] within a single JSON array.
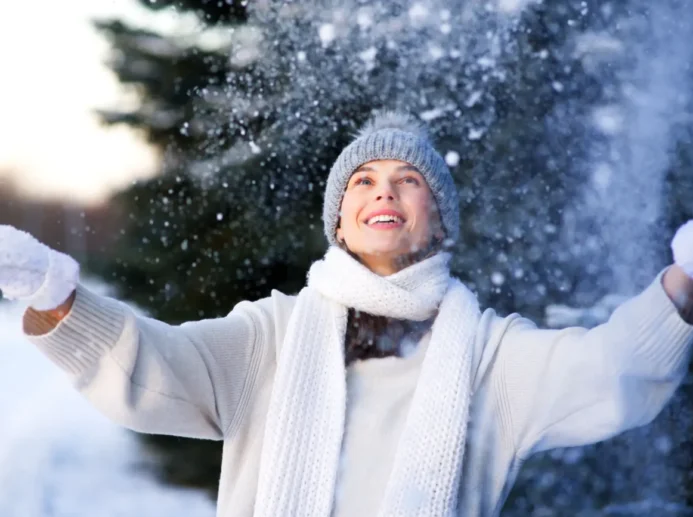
[[402, 177, 419, 185], [355, 177, 373, 186]]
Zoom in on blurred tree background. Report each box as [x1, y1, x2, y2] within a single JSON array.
[[89, 0, 693, 513]]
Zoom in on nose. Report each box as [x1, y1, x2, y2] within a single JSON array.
[[375, 181, 396, 201]]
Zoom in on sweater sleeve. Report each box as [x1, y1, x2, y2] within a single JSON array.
[[23, 284, 278, 441], [493, 269, 693, 457]]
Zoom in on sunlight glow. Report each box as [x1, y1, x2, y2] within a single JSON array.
[[0, 2, 197, 205]]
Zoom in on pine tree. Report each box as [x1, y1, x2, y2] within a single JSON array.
[[93, 1, 257, 494]]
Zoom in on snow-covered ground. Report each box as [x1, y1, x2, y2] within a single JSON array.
[[0, 289, 216, 517]]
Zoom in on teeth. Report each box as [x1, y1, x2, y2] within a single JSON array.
[[368, 215, 403, 225]]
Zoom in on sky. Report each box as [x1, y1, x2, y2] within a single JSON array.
[[0, 1, 197, 206]]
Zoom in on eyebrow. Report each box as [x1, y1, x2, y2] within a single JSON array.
[[353, 164, 422, 174]]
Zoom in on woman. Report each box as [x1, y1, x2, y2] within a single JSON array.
[[2, 112, 693, 517]]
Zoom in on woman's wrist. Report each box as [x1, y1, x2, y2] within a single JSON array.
[[662, 265, 693, 324], [23, 290, 76, 336]]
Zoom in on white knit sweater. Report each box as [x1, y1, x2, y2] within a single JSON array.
[[24, 270, 693, 516]]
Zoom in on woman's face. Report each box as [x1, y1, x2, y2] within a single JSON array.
[[336, 159, 443, 275]]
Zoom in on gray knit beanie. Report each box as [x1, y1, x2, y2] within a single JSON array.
[[323, 111, 459, 246]]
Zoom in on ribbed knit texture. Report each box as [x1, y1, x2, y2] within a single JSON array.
[[253, 247, 480, 517], [322, 112, 459, 246], [27, 285, 126, 375], [629, 268, 693, 374]]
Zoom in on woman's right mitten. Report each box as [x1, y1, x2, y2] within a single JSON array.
[[0, 225, 80, 311]]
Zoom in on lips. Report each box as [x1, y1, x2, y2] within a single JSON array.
[[363, 209, 406, 226]]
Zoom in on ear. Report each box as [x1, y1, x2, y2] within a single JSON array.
[[336, 225, 345, 243]]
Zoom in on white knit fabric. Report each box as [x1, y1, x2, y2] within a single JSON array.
[[253, 247, 481, 517]]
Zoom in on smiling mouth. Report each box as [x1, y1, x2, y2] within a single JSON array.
[[366, 215, 405, 226]]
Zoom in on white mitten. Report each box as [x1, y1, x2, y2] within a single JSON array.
[[671, 220, 693, 279], [0, 225, 80, 311]]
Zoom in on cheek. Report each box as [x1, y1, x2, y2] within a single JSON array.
[[340, 196, 360, 226], [408, 194, 435, 225]]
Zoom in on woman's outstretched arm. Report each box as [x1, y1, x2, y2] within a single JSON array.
[[22, 284, 276, 441], [1, 224, 276, 441], [492, 220, 693, 457]]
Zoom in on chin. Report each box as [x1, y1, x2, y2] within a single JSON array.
[[363, 244, 410, 258], [360, 239, 401, 252], [351, 235, 426, 258]]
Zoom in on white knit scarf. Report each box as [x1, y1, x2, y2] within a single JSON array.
[[253, 247, 481, 516]]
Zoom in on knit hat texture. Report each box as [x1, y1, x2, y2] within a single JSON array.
[[322, 111, 459, 246]]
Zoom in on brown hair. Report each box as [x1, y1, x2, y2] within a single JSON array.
[[344, 310, 434, 365]]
